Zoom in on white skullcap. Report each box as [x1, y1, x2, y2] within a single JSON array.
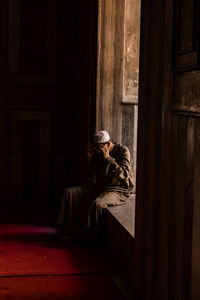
[[93, 130, 110, 143]]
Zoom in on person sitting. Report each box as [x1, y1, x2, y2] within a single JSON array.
[[57, 130, 134, 242]]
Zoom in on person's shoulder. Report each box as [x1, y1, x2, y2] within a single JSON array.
[[115, 143, 130, 153]]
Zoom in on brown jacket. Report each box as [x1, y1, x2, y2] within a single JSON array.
[[89, 143, 134, 196]]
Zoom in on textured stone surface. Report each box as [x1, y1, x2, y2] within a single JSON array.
[[107, 194, 135, 236], [123, 0, 140, 103]]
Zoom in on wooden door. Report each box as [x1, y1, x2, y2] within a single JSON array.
[[133, 0, 200, 299], [170, 1, 200, 299], [0, 0, 58, 204], [0, 0, 97, 205]]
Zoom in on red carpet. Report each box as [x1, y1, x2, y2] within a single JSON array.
[[0, 224, 122, 299], [0, 224, 113, 276], [0, 275, 123, 300]]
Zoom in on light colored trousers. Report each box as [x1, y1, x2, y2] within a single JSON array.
[[57, 185, 128, 236]]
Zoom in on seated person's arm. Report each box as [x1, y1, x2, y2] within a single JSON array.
[[104, 147, 132, 182]]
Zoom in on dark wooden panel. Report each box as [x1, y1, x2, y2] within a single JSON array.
[[8, 0, 57, 85], [10, 110, 51, 203], [170, 115, 196, 300], [173, 71, 200, 113], [177, 0, 195, 52], [191, 118, 200, 300], [173, 0, 199, 71], [170, 115, 187, 300], [22, 120, 40, 202], [19, 0, 46, 74], [183, 118, 195, 300]]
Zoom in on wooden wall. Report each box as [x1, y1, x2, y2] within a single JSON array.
[[170, 1, 200, 298], [0, 0, 58, 203], [132, 0, 200, 299], [0, 0, 97, 206]]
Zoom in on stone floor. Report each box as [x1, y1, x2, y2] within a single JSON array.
[[107, 194, 136, 236]]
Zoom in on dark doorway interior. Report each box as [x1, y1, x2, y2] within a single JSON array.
[[0, 0, 98, 223]]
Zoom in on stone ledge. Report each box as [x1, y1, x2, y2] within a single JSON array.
[[106, 194, 136, 237]]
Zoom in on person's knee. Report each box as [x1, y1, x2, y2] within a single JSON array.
[[93, 192, 123, 209], [94, 197, 108, 209], [63, 185, 83, 197]]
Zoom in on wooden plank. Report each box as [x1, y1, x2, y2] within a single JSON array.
[[170, 115, 187, 300], [183, 117, 195, 300], [169, 114, 178, 300], [10, 110, 51, 203], [173, 72, 200, 113], [8, 0, 57, 85], [173, 0, 199, 71], [191, 118, 200, 300]]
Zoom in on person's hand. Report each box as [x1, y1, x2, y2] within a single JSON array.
[[100, 145, 109, 159]]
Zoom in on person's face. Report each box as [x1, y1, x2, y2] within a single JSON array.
[[93, 142, 109, 152]]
